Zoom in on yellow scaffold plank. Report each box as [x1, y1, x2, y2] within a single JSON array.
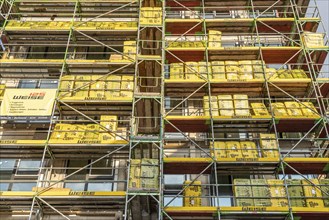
[[165, 79, 206, 83], [165, 115, 272, 121], [165, 207, 217, 213], [220, 206, 289, 213], [166, 18, 299, 24], [299, 17, 321, 22], [166, 47, 206, 51], [0, 59, 64, 64], [217, 158, 280, 163], [207, 18, 253, 23], [5, 21, 138, 31], [261, 46, 301, 51], [167, 46, 302, 52], [165, 116, 209, 120], [305, 46, 329, 50], [212, 115, 272, 119], [268, 78, 311, 83], [210, 79, 265, 83], [257, 18, 294, 22], [0, 59, 134, 65], [292, 207, 329, 213], [208, 47, 259, 51], [138, 55, 162, 60], [163, 158, 213, 164], [66, 59, 134, 64], [15, 0, 134, 2], [164, 157, 280, 164], [48, 140, 129, 145], [0, 140, 47, 145], [166, 18, 203, 23], [317, 78, 329, 82], [284, 158, 329, 163], [275, 115, 321, 119], [59, 97, 133, 102], [0, 191, 126, 197]]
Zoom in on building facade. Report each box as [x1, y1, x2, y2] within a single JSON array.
[[0, 0, 328, 219]]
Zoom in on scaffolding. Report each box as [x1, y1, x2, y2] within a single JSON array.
[[0, 0, 328, 220]]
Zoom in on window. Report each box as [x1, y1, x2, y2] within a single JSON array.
[[217, 175, 233, 206], [90, 159, 113, 177], [0, 183, 9, 191], [0, 159, 16, 170], [164, 196, 183, 207], [164, 175, 186, 207], [64, 159, 114, 191], [39, 80, 58, 88], [18, 80, 37, 88], [11, 183, 36, 191], [65, 183, 85, 191], [16, 160, 40, 176], [0, 159, 40, 191], [17, 79, 58, 89], [164, 175, 185, 185], [88, 182, 112, 191]]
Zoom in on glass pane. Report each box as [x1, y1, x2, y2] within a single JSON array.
[[18, 80, 37, 88], [0, 183, 9, 191], [39, 80, 58, 88], [87, 182, 112, 191], [164, 197, 182, 207], [218, 197, 232, 206], [164, 175, 185, 184], [64, 183, 85, 191], [11, 183, 36, 191], [67, 160, 88, 180], [0, 159, 16, 170], [17, 160, 40, 175], [90, 159, 113, 176]]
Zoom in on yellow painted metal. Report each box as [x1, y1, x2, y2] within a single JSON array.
[[165, 115, 209, 120], [220, 206, 289, 213], [165, 115, 272, 121], [166, 18, 203, 23], [0, 59, 64, 63], [269, 79, 311, 83], [291, 207, 329, 213], [161, 206, 329, 214], [0, 191, 126, 197], [165, 17, 318, 24], [166, 47, 206, 51], [165, 79, 205, 83], [0, 59, 133, 64], [165, 206, 291, 213], [284, 158, 329, 163], [163, 157, 279, 163], [275, 115, 321, 119], [164, 207, 217, 213], [5, 21, 138, 31], [165, 78, 310, 84], [0, 140, 47, 145], [163, 158, 213, 163]]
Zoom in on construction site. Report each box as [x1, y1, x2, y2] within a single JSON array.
[[0, 0, 328, 219]]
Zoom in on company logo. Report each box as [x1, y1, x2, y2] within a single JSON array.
[[13, 92, 46, 100]]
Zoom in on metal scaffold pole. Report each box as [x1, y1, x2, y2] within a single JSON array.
[[0, 0, 328, 219]]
